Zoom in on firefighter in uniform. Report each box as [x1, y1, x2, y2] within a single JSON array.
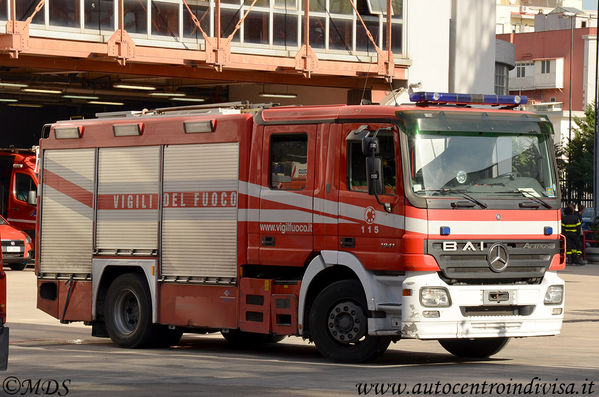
[[562, 206, 584, 265]]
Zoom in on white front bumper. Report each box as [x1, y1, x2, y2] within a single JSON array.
[[398, 271, 564, 339]]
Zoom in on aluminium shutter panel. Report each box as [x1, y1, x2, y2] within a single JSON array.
[[96, 146, 159, 252], [161, 143, 239, 278], [40, 149, 94, 274]]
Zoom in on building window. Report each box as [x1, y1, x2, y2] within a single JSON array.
[[152, 0, 179, 37], [50, 0, 80, 28], [541, 60, 551, 74], [515, 61, 533, 79], [495, 64, 509, 96]]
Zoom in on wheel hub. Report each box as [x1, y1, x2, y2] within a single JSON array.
[[114, 289, 140, 335], [327, 301, 366, 344]]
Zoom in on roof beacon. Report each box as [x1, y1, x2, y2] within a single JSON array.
[[410, 91, 528, 107]]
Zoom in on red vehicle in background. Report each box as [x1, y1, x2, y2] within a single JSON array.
[[0, 148, 38, 237], [0, 235, 8, 370], [0, 215, 34, 270]]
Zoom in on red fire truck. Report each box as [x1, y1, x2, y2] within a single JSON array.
[[36, 93, 565, 363]]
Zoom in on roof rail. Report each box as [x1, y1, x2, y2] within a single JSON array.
[[0, 146, 37, 153], [95, 101, 279, 119]]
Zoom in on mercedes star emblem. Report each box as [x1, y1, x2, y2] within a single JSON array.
[[487, 243, 509, 273]]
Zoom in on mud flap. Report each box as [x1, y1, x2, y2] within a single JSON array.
[[0, 326, 8, 370]]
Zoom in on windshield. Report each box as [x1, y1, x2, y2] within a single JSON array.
[[407, 132, 557, 198]]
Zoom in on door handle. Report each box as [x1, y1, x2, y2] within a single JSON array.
[[262, 236, 275, 247], [340, 237, 355, 248]]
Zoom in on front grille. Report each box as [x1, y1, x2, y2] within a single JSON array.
[[428, 240, 557, 284], [461, 305, 535, 317], [1, 240, 25, 258]]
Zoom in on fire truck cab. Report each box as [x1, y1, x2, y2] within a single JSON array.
[[36, 95, 565, 363], [0, 149, 38, 230]]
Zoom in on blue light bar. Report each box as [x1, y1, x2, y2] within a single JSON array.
[[410, 91, 528, 106], [440, 226, 451, 236]]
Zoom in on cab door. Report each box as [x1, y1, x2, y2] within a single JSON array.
[[337, 122, 404, 270], [258, 125, 317, 267], [9, 171, 37, 232]]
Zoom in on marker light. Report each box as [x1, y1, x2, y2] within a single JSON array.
[[113, 123, 143, 136], [544, 226, 553, 236], [440, 226, 451, 236], [184, 120, 216, 133], [54, 126, 83, 139], [410, 91, 528, 106]]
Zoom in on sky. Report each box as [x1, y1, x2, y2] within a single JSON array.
[[582, 0, 598, 10]]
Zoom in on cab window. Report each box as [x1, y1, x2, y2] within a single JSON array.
[[15, 173, 35, 202], [270, 134, 308, 190], [348, 133, 396, 194]]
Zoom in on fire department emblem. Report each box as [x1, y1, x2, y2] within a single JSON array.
[[364, 206, 376, 224]]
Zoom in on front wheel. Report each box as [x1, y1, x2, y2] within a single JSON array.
[[309, 280, 390, 363], [104, 273, 158, 348], [439, 337, 510, 358]]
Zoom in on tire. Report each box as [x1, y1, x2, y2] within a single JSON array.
[[8, 263, 27, 271], [157, 326, 184, 347], [309, 280, 391, 363], [104, 273, 158, 348], [221, 330, 286, 346], [585, 247, 599, 263], [439, 337, 510, 358]]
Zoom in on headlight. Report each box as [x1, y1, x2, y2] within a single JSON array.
[[544, 285, 564, 305], [25, 235, 32, 244], [420, 287, 451, 307]]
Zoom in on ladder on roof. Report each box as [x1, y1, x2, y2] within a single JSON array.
[[95, 101, 279, 118]]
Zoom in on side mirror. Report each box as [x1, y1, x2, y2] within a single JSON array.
[[27, 190, 37, 206], [366, 156, 383, 195], [362, 136, 380, 156]]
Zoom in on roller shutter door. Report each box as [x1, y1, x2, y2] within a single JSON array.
[[161, 143, 239, 278], [96, 146, 159, 253], [40, 149, 94, 274]]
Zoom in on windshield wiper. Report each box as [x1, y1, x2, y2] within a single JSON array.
[[491, 190, 552, 208], [517, 190, 552, 209], [457, 192, 487, 209], [415, 188, 488, 208]]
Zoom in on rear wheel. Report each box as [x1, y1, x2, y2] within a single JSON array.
[[221, 330, 285, 346], [8, 263, 27, 271], [309, 280, 391, 363], [439, 337, 510, 358], [105, 273, 158, 348]]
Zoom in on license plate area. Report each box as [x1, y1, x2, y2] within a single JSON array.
[[483, 290, 514, 305], [5, 246, 22, 253]]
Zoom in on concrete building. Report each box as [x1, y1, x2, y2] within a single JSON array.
[[496, 0, 594, 34], [498, 6, 596, 145]]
